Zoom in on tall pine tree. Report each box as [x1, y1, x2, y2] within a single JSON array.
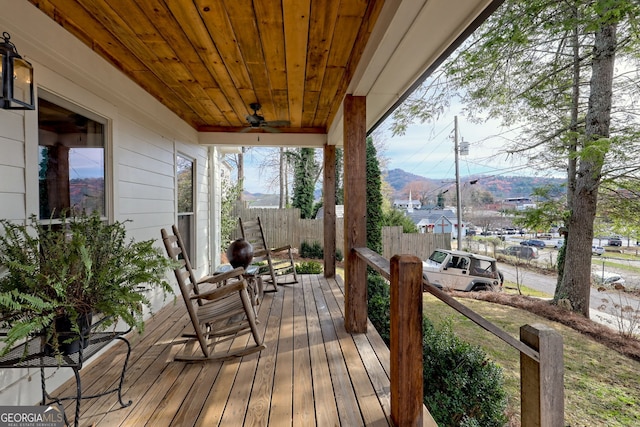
[[366, 137, 383, 254], [292, 148, 318, 219]]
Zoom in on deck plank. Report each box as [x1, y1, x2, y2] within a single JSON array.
[[47, 275, 399, 426], [312, 277, 365, 426], [244, 283, 283, 427], [268, 285, 294, 426], [305, 274, 340, 426], [217, 291, 274, 426], [55, 302, 188, 425], [320, 276, 390, 426], [292, 281, 315, 425]]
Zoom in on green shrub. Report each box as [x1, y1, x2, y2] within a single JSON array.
[[296, 261, 323, 274], [422, 318, 508, 427], [300, 241, 324, 259], [367, 272, 390, 345], [299, 241, 343, 262], [383, 208, 419, 233]]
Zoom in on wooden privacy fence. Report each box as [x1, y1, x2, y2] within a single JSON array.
[[382, 226, 451, 260], [231, 205, 300, 249], [232, 205, 346, 252], [233, 205, 451, 259], [299, 218, 344, 252]]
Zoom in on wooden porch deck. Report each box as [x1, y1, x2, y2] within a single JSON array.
[[52, 274, 398, 426]]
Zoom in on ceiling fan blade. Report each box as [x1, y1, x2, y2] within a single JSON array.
[[262, 126, 281, 133], [264, 120, 290, 127], [240, 126, 253, 133]]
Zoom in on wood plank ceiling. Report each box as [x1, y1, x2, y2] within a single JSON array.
[[26, 0, 384, 134]]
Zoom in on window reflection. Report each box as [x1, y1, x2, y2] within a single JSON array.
[[38, 98, 105, 218]]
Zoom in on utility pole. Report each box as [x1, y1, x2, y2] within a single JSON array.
[[454, 116, 463, 244]]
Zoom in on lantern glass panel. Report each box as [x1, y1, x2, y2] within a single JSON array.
[[0, 53, 5, 100], [12, 57, 33, 107]]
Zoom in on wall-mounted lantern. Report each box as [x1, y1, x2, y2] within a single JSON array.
[[0, 32, 34, 110]]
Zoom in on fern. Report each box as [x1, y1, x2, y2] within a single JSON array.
[[0, 211, 175, 357]]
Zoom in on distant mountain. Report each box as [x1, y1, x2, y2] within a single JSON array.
[[243, 191, 281, 207], [478, 175, 565, 199], [385, 169, 431, 191], [244, 169, 566, 205], [386, 168, 565, 199]]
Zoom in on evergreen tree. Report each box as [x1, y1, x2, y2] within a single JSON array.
[[436, 191, 446, 209], [366, 137, 383, 254], [292, 148, 318, 219], [335, 148, 344, 205]]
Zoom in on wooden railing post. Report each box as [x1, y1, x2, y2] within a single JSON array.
[[390, 255, 423, 427], [520, 324, 564, 427], [343, 94, 367, 333], [323, 143, 336, 278]]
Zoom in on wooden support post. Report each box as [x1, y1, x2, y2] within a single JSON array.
[[390, 254, 423, 427], [520, 324, 564, 427], [343, 94, 367, 333], [323, 144, 336, 278]]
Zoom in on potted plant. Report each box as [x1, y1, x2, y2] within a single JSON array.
[[0, 211, 175, 357]]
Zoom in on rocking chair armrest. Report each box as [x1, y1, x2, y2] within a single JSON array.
[[192, 280, 247, 301], [198, 266, 245, 285], [252, 249, 269, 257], [270, 245, 292, 254]]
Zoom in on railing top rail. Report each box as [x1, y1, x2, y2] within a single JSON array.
[[353, 247, 540, 363]]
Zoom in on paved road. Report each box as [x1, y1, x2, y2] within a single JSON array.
[[497, 263, 640, 334]]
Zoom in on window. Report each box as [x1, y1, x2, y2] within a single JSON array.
[[177, 154, 195, 260], [38, 96, 106, 219]]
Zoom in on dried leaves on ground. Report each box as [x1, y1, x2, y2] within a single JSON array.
[[456, 291, 640, 362]]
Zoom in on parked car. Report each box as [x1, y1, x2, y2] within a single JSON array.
[[592, 272, 625, 286], [422, 249, 501, 292], [520, 239, 546, 248], [608, 237, 622, 246], [502, 245, 539, 260], [592, 245, 605, 256]]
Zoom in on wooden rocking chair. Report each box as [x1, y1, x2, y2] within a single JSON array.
[[161, 225, 265, 362], [239, 217, 298, 292]]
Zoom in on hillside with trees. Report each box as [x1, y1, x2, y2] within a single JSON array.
[[386, 168, 565, 200]]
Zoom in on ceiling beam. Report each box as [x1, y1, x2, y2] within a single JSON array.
[[198, 132, 327, 148]]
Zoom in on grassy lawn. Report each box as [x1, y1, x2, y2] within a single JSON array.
[[423, 294, 640, 426], [595, 257, 640, 275], [503, 282, 551, 298]]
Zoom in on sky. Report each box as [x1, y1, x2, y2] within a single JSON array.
[[241, 110, 543, 195], [376, 115, 532, 181]]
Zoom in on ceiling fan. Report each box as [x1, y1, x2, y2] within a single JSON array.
[[243, 102, 290, 132]]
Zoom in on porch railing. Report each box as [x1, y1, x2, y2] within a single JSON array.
[[353, 247, 564, 427]]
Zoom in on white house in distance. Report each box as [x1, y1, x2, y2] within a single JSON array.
[[393, 198, 422, 210], [407, 208, 467, 238]]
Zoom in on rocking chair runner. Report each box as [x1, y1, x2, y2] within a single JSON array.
[[161, 225, 265, 362], [239, 217, 298, 292]]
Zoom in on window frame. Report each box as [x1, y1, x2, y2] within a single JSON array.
[[176, 152, 196, 263], [36, 90, 111, 223]]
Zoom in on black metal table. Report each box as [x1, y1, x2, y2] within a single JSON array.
[[0, 326, 132, 427]]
